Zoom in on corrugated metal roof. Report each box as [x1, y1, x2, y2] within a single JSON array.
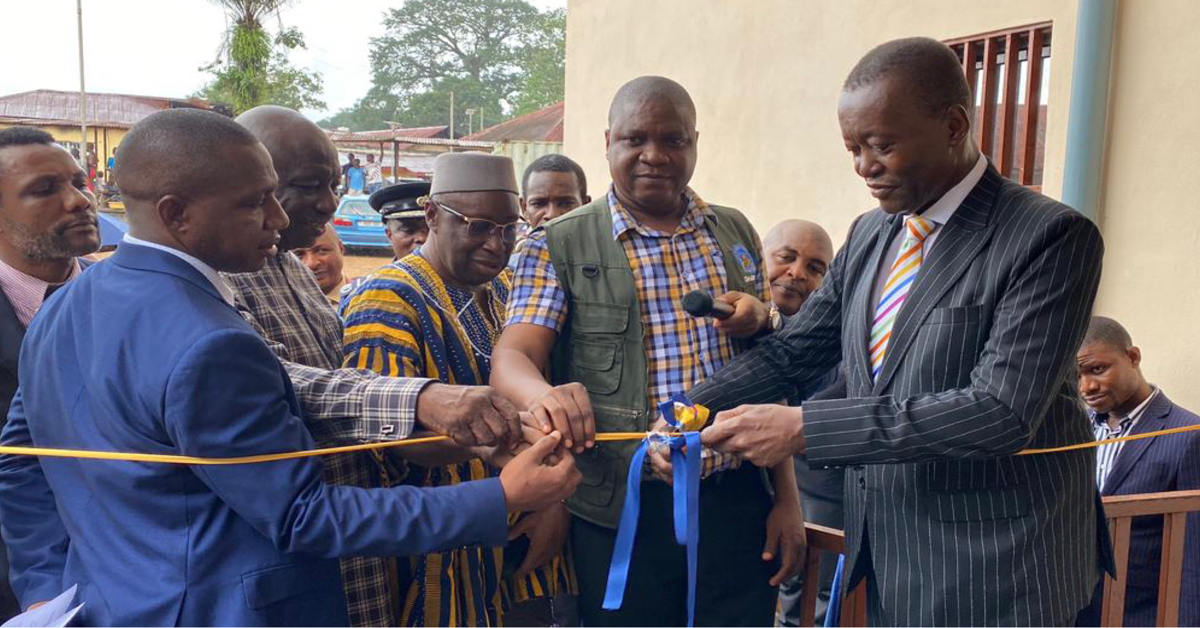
[[0, 89, 215, 127], [323, 125, 448, 142], [464, 102, 564, 142], [324, 126, 494, 151]]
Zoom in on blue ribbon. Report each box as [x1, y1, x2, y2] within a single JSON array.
[[602, 394, 703, 626], [824, 553, 847, 627]]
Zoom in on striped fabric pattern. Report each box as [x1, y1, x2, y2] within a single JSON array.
[[342, 253, 575, 627], [222, 251, 428, 627], [869, 215, 934, 379], [690, 165, 1110, 625], [1091, 387, 1158, 491]]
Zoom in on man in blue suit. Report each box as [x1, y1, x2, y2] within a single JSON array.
[[0, 108, 581, 626], [1075, 316, 1200, 626]]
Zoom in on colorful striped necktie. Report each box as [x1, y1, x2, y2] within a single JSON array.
[[870, 215, 935, 380]]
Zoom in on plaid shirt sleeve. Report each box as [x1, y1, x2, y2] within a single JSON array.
[[237, 303, 430, 447], [281, 360, 429, 446], [698, 227, 771, 478], [505, 230, 568, 331]]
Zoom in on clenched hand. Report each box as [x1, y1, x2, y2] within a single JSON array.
[[416, 383, 522, 449], [500, 431, 582, 512], [701, 404, 806, 468]]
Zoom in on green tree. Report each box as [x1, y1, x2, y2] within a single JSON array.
[[198, 0, 325, 114], [512, 9, 565, 116], [321, 0, 564, 133]]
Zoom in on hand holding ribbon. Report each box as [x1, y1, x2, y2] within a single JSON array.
[[602, 394, 704, 627]]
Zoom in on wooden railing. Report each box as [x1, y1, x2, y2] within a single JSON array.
[[1099, 489, 1200, 627], [798, 491, 1199, 627], [798, 523, 867, 627]]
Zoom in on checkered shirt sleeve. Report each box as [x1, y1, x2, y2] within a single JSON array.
[[696, 226, 771, 478], [227, 261, 430, 446], [505, 230, 568, 331], [280, 359, 427, 445]]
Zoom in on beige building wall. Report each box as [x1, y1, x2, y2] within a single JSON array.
[[564, 0, 1200, 408], [1093, 0, 1200, 409]]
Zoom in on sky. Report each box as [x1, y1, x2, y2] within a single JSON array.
[[0, 0, 566, 122]]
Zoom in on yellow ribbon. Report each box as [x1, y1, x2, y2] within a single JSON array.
[[0, 424, 1197, 466], [0, 432, 653, 466]]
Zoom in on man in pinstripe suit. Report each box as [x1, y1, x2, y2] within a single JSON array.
[[1074, 317, 1199, 626], [691, 38, 1112, 625]]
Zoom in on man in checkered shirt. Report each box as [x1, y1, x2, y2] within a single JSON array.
[[225, 106, 525, 627], [492, 77, 805, 627]]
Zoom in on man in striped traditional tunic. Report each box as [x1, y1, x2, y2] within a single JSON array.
[[343, 153, 575, 626]]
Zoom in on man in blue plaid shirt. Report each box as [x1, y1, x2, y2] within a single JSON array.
[[493, 77, 806, 627]]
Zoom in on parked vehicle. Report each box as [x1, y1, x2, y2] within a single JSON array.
[[331, 195, 390, 249]]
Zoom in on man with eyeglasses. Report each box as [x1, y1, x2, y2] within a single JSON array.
[[342, 152, 575, 626], [223, 107, 527, 626]]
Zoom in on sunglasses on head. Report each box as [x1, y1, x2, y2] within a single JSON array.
[[432, 199, 520, 244]]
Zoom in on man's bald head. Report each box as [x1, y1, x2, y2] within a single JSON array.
[[114, 108, 287, 273], [235, 105, 342, 250], [764, 219, 834, 316], [236, 105, 337, 172], [764, 219, 832, 253], [116, 108, 260, 205], [607, 75, 697, 128]]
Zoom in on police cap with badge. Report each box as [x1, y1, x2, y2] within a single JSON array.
[[368, 181, 431, 221]]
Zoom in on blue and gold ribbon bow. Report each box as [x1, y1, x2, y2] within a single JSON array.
[[602, 393, 704, 626]]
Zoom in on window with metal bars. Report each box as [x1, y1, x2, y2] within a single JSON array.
[[946, 23, 1052, 190]]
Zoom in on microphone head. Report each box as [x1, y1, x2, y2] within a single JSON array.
[[681, 290, 714, 317]]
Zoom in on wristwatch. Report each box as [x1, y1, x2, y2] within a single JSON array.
[[769, 304, 783, 332]]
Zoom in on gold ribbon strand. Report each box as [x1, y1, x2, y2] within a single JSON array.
[[0, 424, 1198, 465]]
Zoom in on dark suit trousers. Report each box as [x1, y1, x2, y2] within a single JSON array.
[[572, 465, 778, 626], [777, 480, 844, 626]]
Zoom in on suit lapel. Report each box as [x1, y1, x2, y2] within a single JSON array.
[[873, 166, 1002, 394], [1102, 391, 1171, 495], [852, 215, 901, 387], [0, 291, 24, 375]]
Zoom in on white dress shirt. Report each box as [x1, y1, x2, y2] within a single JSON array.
[[870, 153, 988, 310], [121, 235, 236, 307], [1093, 386, 1160, 491]]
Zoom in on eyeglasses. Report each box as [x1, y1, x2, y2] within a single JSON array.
[[432, 199, 520, 244]]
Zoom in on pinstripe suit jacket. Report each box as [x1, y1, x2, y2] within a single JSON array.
[[690, 165, 1110, 625]]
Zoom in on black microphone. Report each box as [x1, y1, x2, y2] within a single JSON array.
[[681, 290, 734, 320]]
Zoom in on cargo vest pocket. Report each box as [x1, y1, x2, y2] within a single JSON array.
[[572, 445, 619, 509], [570, 301, 630, 333], [567, 301, 629, 396]]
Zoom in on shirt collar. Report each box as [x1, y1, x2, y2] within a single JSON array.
[[0, 255, 82, 326], [1092, 386, 1161, 430], [121, 235, 237, 307], [0, 254, 81, 293], [607, 186, 717, 240], [914, 153, 988, 227]]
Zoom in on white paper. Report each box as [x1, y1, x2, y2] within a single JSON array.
[[2, 584, 84, 628]]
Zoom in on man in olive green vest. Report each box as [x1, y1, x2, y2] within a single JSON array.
[[494, 76, 805, 626]]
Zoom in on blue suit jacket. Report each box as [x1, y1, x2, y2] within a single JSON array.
[[1080, 390, 1200, 626], [0, 243, 509, 626]]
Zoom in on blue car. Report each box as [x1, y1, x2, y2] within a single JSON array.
[[331, 195, 390, 249]]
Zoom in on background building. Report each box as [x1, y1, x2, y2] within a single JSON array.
[[563, 0, 1200, 408], [0, 89, 218, 181], [465, 101, 565, 184]]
